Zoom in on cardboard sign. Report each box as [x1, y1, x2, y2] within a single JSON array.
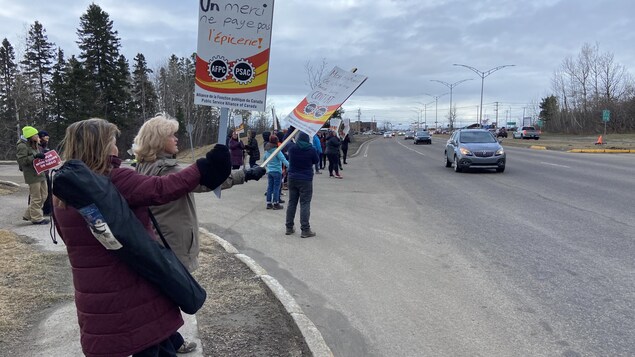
[[33, 150, 62, 174], [286, 66, 367, 138], [194, 1, 275, 111]]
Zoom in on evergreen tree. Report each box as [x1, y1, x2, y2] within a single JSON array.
[[76, 4, 124, 122], [0, 38, 17, 119], [64, 55, 93, 124], [49, 48, 69, 138], [21, 20, 55, 119], [131, 53, 157, 121]]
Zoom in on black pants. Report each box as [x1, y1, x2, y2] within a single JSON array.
[[285, 179, 313, 231], [327, 153, 339, 176], [132, 332, 183, 357], [342, 147, 348, 164], [320, 153, 327, 169], [249, 156, 258, 168]]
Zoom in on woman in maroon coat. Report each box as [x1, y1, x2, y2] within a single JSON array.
[[53, 118, 229, 357], [228, 131, 245, 169]]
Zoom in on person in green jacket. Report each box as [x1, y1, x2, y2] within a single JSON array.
[[16, 126, 49, 224]]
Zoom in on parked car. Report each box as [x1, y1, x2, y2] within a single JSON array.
[[404, 131, 415, 140], [414, 131, 431, 145], [444, 129, 506, 173], [513, 126, 540, 140]]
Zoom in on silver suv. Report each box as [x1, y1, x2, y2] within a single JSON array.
[[445, 129, 506, 173]]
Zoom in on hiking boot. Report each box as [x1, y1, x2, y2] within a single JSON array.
[[301, 230, 316, 238], [273, 203, 284, 210], [266, 203, 273, 209], [32, 219, 50, 225], [285, 227, 295, 235], [177, 340, 197, 354]]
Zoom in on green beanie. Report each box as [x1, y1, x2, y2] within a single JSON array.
[[22, 126, 39, 139]]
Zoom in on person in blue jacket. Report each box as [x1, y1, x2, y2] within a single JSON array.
[[285, 132, 319, 238], [263, 135, 289, 210], [312, 134, 323, 174]]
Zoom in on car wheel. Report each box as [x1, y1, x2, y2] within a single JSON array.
[[534, 137, 539, 140], [496, 166, 505, 173], [445, 152, 452, 167], [453, 156, 462, 172]]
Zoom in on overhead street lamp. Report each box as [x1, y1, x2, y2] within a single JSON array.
[[424, 93, 448, 130], [453, 63, 515, 126], [430, 79, 473, 130]]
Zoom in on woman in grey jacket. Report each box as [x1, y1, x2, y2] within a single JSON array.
[[133, 114, 265, 353]]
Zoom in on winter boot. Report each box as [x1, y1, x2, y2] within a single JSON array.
[[301, 229, 316, 238]]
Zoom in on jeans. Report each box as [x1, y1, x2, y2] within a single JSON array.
[[285, 179, 313, 231], [266, 171, 282, 203]]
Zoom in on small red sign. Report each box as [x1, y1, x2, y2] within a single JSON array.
[[33, 150, 62, 174]]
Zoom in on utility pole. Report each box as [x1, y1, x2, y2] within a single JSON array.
[[495, 101, 499, 127], [430, 79, 473, 129], [424, 93, 447, 130]]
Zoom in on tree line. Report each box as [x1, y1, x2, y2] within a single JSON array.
[[0, 4, 274, 161], [540, 43, 635, 134]]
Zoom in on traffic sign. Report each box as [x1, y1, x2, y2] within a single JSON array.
[[602, 109, 610, 122]]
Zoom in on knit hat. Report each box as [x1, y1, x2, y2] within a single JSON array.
[[38, 130, 49, 138], [22, 126, 39, 139]]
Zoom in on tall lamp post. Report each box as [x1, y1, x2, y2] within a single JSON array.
[[424, 93, 448, 130], [430, 79, 473, 130], [453, 64, 515, 126]]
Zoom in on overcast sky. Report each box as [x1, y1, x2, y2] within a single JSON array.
[[1, 0, 634, 129]]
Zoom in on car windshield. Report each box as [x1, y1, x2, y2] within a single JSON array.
[[416, 131, 429, 136], [460, 131, 496, 143]]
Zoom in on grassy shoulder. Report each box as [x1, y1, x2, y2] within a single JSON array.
[[499, 132, 635, 151], [0, 230, 72, 348]]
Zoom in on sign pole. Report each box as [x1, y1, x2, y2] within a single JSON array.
[[217, 107, 229, 145]]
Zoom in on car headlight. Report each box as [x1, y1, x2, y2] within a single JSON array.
[[460, 147, 472, 156], [496, 147, 504, 155]]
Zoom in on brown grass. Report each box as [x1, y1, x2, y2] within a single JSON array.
[[501, 132, 635, 151], [0, 230, 72, 345]]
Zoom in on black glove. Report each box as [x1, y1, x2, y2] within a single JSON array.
[[244, 166, 266, 181], [34, 152, 45, 159], [196, 144, 231, 190]]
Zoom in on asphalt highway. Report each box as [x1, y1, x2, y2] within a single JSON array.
[[196, 136, 635, 356]]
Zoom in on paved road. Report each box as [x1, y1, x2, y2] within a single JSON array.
[[195, 136, 635, 356]]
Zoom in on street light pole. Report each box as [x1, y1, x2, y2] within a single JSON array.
[[424, 94, 447, 130], [430, 79, 473, 130], [453, 63, 515, 126]]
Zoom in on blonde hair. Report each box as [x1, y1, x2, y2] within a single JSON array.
[[60, 118, 120, 175], [133, 114, 179, 163]]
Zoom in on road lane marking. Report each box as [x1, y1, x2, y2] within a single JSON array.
[[396, 139, 426, 156], [540, 161, 570, 168]]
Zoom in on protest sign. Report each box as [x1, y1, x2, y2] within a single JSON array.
[[233, 114, 245, 134], [286, 66, 367, 137], [329, 118, 342, 134], [194, 1, 275, 111], [342, 118, 351, 137], [33, 150, 62, 175]]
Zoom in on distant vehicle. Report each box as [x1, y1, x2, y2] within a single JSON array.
[[397, 131, 405, 136], [496, 127, 508, 138], [383, 132, 392, 138], [404, 131, 415, 140], [444, 129, 506, 173], [413, 131, 431, 145], [513, 126, 540, 140]]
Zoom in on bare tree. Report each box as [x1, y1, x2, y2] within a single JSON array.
[[304, 58, 328, 90]]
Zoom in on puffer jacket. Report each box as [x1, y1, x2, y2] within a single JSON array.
[[228, 138, 244, 166], [53, 157, 201, 357], [16, 137, 46, 184]]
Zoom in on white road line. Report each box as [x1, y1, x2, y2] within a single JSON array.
[[364, 144, 369, 158], [540, 161, 570, 168], [396, 139, 426, 156]]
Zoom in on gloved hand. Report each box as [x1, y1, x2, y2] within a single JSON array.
[[196, 144, 231, 190], [244, 166, 266, 181], [34, 152, 46, 159]]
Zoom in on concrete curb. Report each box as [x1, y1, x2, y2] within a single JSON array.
[[567, 148, 635, 153], [530, 145, 547, 150], [200, 227, 334, 357], [349, 137, 377, 158]]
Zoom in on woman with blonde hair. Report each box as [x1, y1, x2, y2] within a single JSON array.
[[53, 118, 231, 357]]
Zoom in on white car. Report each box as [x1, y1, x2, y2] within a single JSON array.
[[383, 132, 392, 138]]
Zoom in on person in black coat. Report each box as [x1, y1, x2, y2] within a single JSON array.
[[324, 131, 342, 178], [245, 130, 260, 167]]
